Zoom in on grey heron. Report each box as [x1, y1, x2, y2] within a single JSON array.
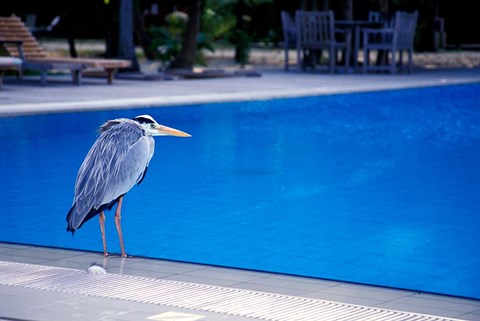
[[66, 115, 190, 257]]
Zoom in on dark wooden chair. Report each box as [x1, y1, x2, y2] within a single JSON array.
[[295, 10, 351, 74], [362, 11, 418, 74], [280, 11, 297, 71]]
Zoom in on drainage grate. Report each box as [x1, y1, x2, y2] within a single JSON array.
[[0, 261, 464, 321]]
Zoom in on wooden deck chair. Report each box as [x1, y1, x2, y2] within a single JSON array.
[[295, 10, 351, 74], [280, 11, 297, 71], [0, 15, 131, 85], [362, 11, 418, 74]]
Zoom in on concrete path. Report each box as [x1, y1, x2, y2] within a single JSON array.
[[1, 68, 479, 116]]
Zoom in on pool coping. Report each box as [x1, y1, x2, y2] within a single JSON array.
[[1, 68, 479, 117], [0, 242, 479, 320]]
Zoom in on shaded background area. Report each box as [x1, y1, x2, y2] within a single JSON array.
[[1, 0, 478, 48]]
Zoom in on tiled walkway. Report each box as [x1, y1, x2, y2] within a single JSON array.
[[0, 243, 479, 320]]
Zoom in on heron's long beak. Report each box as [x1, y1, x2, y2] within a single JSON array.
[[157, 125, 191, 137]]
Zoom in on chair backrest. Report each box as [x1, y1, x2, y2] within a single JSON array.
[[295, 10, 335, 47], [25, 14, 37, 29], [281, 11, 297, 46], [393, 11, 418, 49], [0, 15, 47, 59], [368, 11, 382, 23]]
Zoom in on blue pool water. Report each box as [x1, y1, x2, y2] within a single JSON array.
[[1, 83, 479, 299]]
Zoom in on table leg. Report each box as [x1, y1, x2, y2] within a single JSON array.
[[354, 25, 360, 71]]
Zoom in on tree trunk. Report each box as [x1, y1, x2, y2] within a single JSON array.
[[134, 0, 155, 60], [67, 37, 77, 58], [118, 0, 139, 70], [105, 0, 119, 58], [169, 0, 203, 70], [321, 0, 330, 11], [339, 0, 353, 20], [379, 0, 389, 14], [234, 0, 246, 64]]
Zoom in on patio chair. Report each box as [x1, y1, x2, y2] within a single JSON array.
[[0, 56, 22, 88], [0, 15, 131, 85], [362, 11, 418, 74], [295, 10, 351, 74], [281, 11, 297, 71]]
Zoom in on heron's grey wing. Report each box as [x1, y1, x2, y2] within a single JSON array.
[[100, 135, 154, 204], [67, 121, 152, 231]]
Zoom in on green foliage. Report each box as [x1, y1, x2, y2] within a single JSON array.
[[149, 10, 215, 69], [149, 0, 274, 68], [203, 0, 236, 42], [149, 11, 187, 68], [149, 25, 182, 68]]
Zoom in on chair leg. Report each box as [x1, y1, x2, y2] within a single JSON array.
[[345, 44, 351, 72], [399, 50, 403, 72], [354, 26, 360, 71], [408, 49, 413, 73], [329, 47, 334, 74], [0, 70, 4, 88], [284, 44, 289, 71], [71, 70, 82, 85], [390, 50, 396, 74], [40, 70, 47, 85], [106, 68, 115, 84], [16, 68, 23, 80], [311, 50, 317, 70], [363, 48, 368, 74], [297, 45, 302, 71]]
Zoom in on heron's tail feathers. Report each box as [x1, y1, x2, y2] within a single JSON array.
[[66, 205, 77, 235], [66, 197, 123, 235]]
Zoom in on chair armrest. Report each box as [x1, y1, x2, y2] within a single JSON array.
[[362, 28, 394, 35], [0, 40, 23, 46], [334, 27, 351, 34], [335, 28, 352, 40]]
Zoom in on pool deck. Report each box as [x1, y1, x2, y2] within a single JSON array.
[[0, 67, 479, 116], [1, 67, 480, 320]]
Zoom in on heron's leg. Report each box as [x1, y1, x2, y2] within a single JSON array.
[[114, 196, 127, 257], [99, 211, 108, 257]]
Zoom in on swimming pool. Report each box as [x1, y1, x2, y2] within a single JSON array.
[[0, 83, 479, 299]]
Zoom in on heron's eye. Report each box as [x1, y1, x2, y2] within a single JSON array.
[[150, 124, 155, 129]]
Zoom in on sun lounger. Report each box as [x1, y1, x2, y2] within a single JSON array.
[[0, 15, 131, 85]]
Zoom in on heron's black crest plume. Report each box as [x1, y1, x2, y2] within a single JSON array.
[[133, 115, 155, 124], [99, 119, 122, 133]]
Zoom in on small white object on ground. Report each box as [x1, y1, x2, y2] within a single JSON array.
[[87, 264, 107, 275]]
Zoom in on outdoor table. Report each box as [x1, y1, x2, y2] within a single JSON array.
[[335, 20, 383, 71]]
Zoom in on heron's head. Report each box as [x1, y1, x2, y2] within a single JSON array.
[[133, 115, 191, 137]]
